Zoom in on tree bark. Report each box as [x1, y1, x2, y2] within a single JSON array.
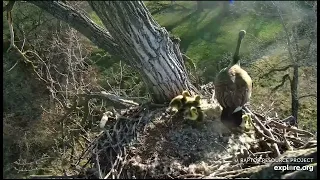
[[88, 1, 196, 103], [29, 1, 197, 103]]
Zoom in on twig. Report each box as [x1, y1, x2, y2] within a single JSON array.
[[299, 94, 317, 100], [94, 146, 103, 179], [271, 74, 291, 92], [268, 120, 314, 136], [75, 132, 104, 166], [176, 173, 205, 179], [29, 175, 81, 179], [260, 65, 293, 78], [253, 151, 273, 156], [244, 107, 281, 157], [283, 129, 293, 150], [251, 121, 283, 144], [253, 112, 266, 121], [117, 147, 128, 179], [280, 116, 295, 123], [77, 91, 139, 109], [7, 60, 19, 72], [104, 152, 120, 179], [5, 8, 52, 83], [285, 136, 305, 147]]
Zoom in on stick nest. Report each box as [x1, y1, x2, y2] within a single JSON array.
[[72, 100, 316, 179]]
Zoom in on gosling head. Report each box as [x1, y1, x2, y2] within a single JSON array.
[[189, 106, 199, 120], [194, 95, 201, 102], [241, 113, 253, 130], [190, 106, 198, 113], [182, 90, 191, 97]]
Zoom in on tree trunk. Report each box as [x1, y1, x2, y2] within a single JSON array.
[[30, 1, 197, 103], [291, 65, 299, 126], [275, 4, 300, 126], [88, 2, 197, 103]]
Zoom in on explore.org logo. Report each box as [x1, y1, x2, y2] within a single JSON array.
[[274, 165, 314, 172]]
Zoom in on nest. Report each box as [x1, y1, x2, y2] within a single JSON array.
[[70, 102, 316, 179], [28, 90, 315, 179]]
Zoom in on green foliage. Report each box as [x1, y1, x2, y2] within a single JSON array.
[[148, 1, 316, 132], [151, 2, 284, 82]]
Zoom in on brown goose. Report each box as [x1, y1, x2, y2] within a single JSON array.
[[214, 30, 252, 127]]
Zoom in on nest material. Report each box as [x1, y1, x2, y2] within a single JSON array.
[[28, 88, 315, 179], [71, 100, 316, 179]]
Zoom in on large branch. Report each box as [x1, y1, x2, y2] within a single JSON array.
[[271, 74, 291, 92], [29, 1, 122, 58]]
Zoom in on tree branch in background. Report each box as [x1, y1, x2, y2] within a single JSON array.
[[182, 54, 197, 71], [272, 1, 296, 64], [5, 1, 39, 73], [182, 53, 203, 89], [301, 37, 315, 61], [292, 25, 300, 56], [299, 94, 317, 100], [271, 74, 291, 92], [260, 65, 293, 78], [29, 1, 122, 58], [5, 1, 16, 51]]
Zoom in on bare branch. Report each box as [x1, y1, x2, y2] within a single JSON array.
[[301, 37, 315, 61], [292, 25, 300, 56], [29, 1, 122, 58], [78, 91, 140, 108], [29, 175, 81, 179], [6, 7, 15, 52], [299, 94, 317, 100], [5, 7, 40, 74], [271, 74, 291, 92], [243, 107, 281, 157], [269, 120, 314, 137], [260, 65, 293, 78], [280, 116, 295, 123]]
